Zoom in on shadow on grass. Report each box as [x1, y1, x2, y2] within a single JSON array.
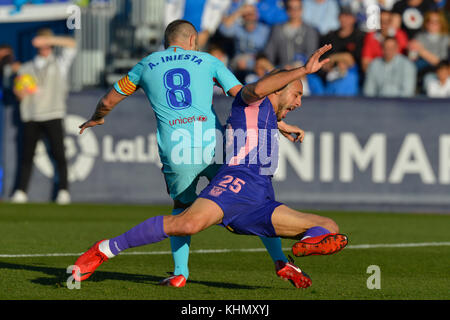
[[0, 261, 269, 290]]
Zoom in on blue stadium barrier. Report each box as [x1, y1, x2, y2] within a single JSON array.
[[2, 90, 449, 213]]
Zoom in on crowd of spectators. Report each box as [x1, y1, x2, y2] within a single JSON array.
[[186, 0, 450, 98]]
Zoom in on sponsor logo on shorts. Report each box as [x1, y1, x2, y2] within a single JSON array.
[[209, 186, 226, 197]]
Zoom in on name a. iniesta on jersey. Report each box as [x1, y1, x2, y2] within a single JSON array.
[[148, 55, 203, 70]]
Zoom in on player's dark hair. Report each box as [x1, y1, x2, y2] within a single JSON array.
[[164, 20, 197, 49]]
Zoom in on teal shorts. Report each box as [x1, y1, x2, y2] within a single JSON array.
[[162, 162, 222, 205]]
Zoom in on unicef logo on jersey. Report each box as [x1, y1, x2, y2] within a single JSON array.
[[34, 114, 99, 182], [163, 68, 192, 110]]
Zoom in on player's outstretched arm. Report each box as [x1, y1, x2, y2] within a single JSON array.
[[241, 44, 332, 105], [79, 88, 127, 134]]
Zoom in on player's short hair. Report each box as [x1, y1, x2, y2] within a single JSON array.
[[164, 20, 197, 49]]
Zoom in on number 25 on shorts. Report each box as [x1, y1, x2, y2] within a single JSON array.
[[217, 175, 246, 193]]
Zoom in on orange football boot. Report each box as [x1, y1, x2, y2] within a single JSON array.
[[275, 260, 312, 288], [292, 233, 348, 257], [159, 274, 187, 287], [72, 240, 109, 281]]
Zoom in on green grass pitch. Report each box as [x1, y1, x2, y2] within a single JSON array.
[[0, 203, 449, 300]]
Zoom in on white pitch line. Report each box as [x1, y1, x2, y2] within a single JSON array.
[[0, 242, 449, 259]]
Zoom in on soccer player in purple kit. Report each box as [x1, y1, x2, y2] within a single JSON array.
[[73, 44, 348, 288]]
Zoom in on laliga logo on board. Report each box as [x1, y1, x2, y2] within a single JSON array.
[[34, 115, 99, 182], [34, 114, 162, 181]]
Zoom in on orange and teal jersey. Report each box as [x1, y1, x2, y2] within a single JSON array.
[[114, 45, 240, 166], [113, 45, 241, 203]]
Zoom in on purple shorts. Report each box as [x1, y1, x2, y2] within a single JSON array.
[[198, 166, 283, 237]]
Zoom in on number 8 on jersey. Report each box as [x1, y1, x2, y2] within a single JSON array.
[[163, 68, 192, 110]]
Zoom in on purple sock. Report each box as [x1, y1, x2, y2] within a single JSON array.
[[109, 215, 168, 255], [302, 226, 331, 240]]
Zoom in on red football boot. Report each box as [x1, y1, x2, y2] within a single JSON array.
[[275, 260, 312, 289], [292, 233, 348, 257], [72, 240, 109, 281], [159, 274, 187, 287]]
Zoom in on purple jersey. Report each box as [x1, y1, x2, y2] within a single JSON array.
[[198, 89, 283, 237], [224, 90, 279, 176]]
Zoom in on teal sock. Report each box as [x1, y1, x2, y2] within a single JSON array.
[[170, 208, 190, 279], [259, 236, 288, 263]]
